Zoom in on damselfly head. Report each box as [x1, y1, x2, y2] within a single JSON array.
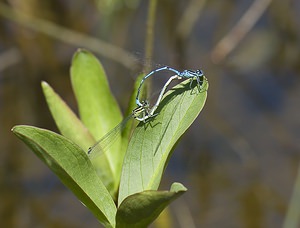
[[189, 69, 204, 77], [196, 69, 204, 76], [140, 100, 150, 108]]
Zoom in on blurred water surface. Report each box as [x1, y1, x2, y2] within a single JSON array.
[[1, 0, 300, 227]]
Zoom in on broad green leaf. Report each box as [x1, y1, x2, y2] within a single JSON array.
[[12, 125, 116, 227], [41, 81, 95, 150], [70, 49, 122, 140], [119, 79, 208, 204], [70, 49, 123, 195], [116, 182, 187, 228]]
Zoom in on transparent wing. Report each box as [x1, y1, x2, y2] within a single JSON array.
[[88, 114, 133, 160]]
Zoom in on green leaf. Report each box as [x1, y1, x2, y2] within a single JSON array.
[[70, 49, 122, 140], [119, 79, 208, 204], [116, 182, 187, 228], [12, 125, 116, 227], [70, 49, 124, 196], [41, 81, 95, 150]]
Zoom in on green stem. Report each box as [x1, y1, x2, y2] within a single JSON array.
[[144, 0, 158, 72], [140, 0, 158, 104]]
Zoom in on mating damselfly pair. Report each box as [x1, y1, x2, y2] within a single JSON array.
[[87, 66, 206, 158]]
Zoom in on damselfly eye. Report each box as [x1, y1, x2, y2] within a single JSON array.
[[196, 69, 203, 75], [141, 100, 150, 107]]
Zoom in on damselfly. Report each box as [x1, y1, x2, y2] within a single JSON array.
[[87, 102, 151, 159], [87, 77, 171, 158], [136, 66, 205, 107], [88, 66, 205, 159]]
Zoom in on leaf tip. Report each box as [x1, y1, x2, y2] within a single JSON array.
[[41, 81, 49, 89], [170, 182, 187, 193], [11, 126, 16, 132], [11, 125, 25, 137], [72, 48, 91, 63]]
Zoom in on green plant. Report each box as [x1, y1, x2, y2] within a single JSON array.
[[12, 49, 208, 227]]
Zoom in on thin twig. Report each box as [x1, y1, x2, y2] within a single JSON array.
[[0, 3, 138, 69], [144, 0, 158, 73], [211, 0, 273, 63], [139, 0, 158, 111]]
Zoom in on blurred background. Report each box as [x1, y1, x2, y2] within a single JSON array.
[[1, 0, 300, 227]]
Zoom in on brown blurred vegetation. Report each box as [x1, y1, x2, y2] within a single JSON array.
[[0, 0, 300, 227]]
